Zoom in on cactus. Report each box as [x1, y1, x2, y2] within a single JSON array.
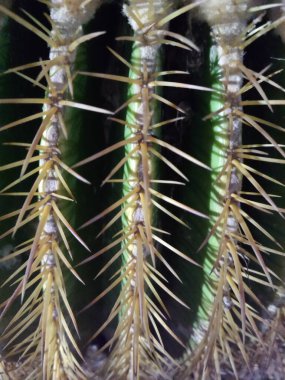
[[0, 1, 285, 379]]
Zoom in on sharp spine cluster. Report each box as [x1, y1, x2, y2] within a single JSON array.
[[74, 1, 210, 378], [178, 1, 285, 378], [0, 1, 109, 378]]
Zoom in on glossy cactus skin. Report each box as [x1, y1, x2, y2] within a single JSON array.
[[0, 1, 285, 379]]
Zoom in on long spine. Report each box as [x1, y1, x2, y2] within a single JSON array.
[[38, 2, 88, 378], [107, 3, 169, 377], [179, 1, 285, 378], [193, 0, 247, 348], [0, 2, 108, 378], [73, 1, 210, 378]]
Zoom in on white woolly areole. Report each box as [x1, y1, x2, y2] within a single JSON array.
[[50, 0, 100, 34], [123, 0, 171, 31], [198, 0, 250, 26], [40, 0, 102, 279]]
